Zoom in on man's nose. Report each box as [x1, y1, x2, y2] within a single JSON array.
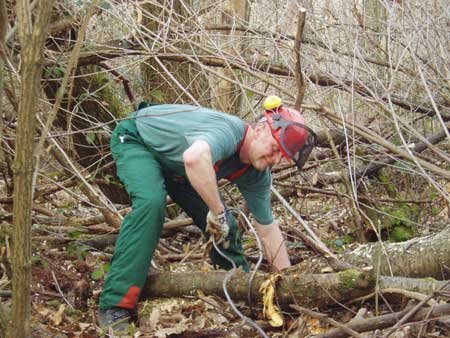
[[271, 152, 282, 164]]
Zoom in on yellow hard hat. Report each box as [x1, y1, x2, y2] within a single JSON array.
[[263, 95, 282, 110]]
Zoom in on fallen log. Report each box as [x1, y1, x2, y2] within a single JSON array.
[[343, 227, 450, 280], [141, 269, 374, 308], [141, 267, 450, 312], [305, 227, 450, 280]]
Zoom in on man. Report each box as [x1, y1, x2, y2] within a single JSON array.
[[98, 96, 316, 331]]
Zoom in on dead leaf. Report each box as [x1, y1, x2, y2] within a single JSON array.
[[50, 304, 66, 326], [307, 317, 327, 335], [260, 273, 284, 327]]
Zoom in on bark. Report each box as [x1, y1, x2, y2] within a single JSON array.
[[298, 227, 450, 280], [10, 1, 52, 337], [141, 270, 375, 308], [140, 269, 446, 310], [0, 302, 9, 338], [378, 276, 448, 296]]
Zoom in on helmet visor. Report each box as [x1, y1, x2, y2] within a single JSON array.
[[279, 123, 317, 170]]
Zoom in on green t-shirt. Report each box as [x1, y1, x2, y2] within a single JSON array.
[[134, 104, 273, 225]]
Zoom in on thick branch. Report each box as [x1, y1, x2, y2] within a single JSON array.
[[318, 303, 450, 338], [43, 42, 445, 119], [294, 8, 307, 109], [316, 124, 450, 185]]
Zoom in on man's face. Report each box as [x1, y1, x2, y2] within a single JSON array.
[[249, 123, 284, 171]]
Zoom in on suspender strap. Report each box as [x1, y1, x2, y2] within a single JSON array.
[[225, 164, 251, 180]]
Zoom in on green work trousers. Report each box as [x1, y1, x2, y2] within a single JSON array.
[[99, 119, 249, 311]]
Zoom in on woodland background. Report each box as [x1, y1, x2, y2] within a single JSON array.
[[0, 0, 449, 337]]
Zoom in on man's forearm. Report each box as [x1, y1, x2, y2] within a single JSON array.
[[183, 141, 224, 214], [255, 221, 291, 271]]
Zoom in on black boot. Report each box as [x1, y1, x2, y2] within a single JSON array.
[[98, 307, 133, 333]]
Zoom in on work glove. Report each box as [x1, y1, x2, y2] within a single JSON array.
[[206, 209, 230, 247]]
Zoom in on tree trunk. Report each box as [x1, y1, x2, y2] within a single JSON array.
[[43, 65, 130, 204], [140, 0, 210, 106], [141, 269, 448, 309], [208, 0, 248, 114], [0, 2, 9, 331], [10, 1, 52, 337], [0, 0, 8, 194]]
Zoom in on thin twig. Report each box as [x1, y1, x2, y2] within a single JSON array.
[[51, 271, 74, 310]]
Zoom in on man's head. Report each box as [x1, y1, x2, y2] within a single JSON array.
[[245, 120, 284, 171], [259, 96, 317, 171], [243, 96, 316, 171]]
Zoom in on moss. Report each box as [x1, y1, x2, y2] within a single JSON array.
[[389, 204, 420, 227], [0, 223, 12, 241], [338, 269, 361, 288], [389, 225, 415, 242], [91, 70, 128, 118], [366, 203, 419, 242]]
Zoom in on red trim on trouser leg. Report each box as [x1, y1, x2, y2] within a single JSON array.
[[117, 285, 141, 309]]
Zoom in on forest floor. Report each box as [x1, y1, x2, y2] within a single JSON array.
[[1, 188, 449, 338]]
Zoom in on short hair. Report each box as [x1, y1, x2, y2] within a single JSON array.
[[254, 114, 267, 123], [250, 114, 267, 127]]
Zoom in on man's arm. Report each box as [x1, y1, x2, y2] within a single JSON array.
[[255, 220, 291, 271], [183, 140, 224, 214], [184, 140, 290, 270]]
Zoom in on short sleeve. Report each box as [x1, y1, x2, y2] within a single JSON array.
[[235, 169, 273, 225], [185, 128, 239, 164]]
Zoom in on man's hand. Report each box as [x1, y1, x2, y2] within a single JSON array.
[[206, 210, 230, 246]]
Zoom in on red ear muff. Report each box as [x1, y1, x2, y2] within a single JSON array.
[[264, 108, 316, 170]]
